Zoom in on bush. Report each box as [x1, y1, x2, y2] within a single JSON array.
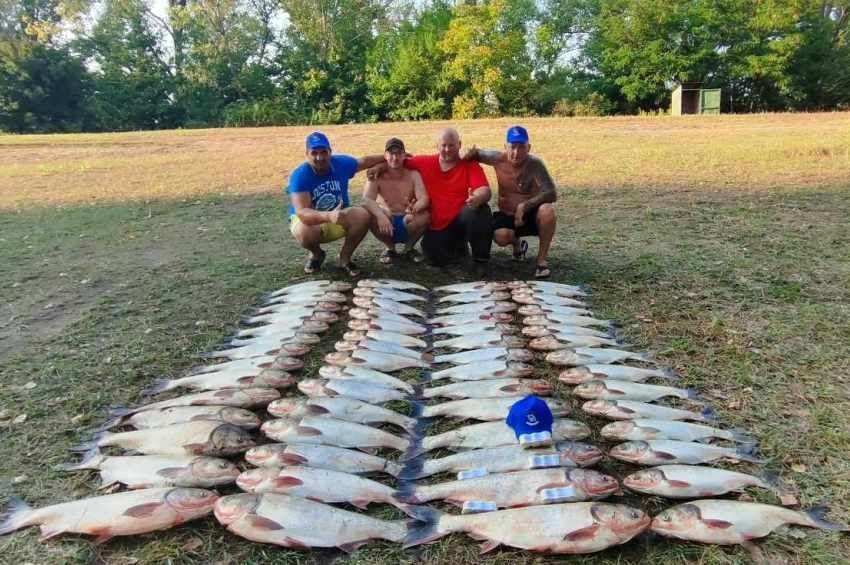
[[551, 92, 614, 117], [223, 98, 298, 127]]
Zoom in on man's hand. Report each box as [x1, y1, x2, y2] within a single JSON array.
[[466, 188, 488, 208], [514, 201, 527, 228], [460, 145, 478, 161], [376, 212, 393, 237], [326, 201, 344, 224], [366, 162, 388, 181]]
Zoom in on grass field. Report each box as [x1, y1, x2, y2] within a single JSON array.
[[1, 113, 849, 563]]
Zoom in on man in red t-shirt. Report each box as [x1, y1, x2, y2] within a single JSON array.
[[403, 128, 493, 266]]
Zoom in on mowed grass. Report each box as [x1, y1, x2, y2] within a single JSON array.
[[1, 113, 849, 563]]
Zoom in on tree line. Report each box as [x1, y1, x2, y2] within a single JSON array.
[[1, 0, 848, 133]]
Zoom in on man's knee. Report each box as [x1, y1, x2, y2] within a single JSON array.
[[291, 222, 321, 246], [493, 229, 514, 246], [341, 206, 371, 231], [537, 203, 556, 225]]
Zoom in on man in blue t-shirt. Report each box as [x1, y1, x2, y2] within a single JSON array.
[[288, 131, 385, 276]]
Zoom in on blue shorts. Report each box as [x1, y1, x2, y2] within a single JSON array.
[[392, 215, 409, 244]]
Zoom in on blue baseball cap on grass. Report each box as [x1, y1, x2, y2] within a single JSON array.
[[306, 131, 331, 151], [506, 125, 529, 144], [506, 395, 553, 438]]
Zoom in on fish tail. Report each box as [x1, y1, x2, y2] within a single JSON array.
[[57, 445, 104, 471], [700, 406, 718, 422], [400, 437, 426, 461], [802, 506, 849, 531], [683, 388, 703, 402], [0, 496, 34, 536], [394, 483, 419, 505], [403, 506, 448, 548], [398, 455, 426, 480], [70, 431, 110, 452], [758, 471, 781, 493], [410, 400, 425, 420], [729, 428, 755, 443], [658, 366, 679, 380], [735, 443, 767, 464], [417, 371, 433, 385], [141, 378, 171, 397]]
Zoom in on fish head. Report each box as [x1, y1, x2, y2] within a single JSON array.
[[493, 301, 517, 313], [546, 399, 570, 417], [651, 504, 701, 535], [490, 291, 512, 301], [260, 417, 299, 437], [608, 441, 650, 462], [554, 419, 590, 438], [522, 325, 550, 338], [623, 468, 664, 491], [318, 365, 342, 378], [343, 331, 367, 342], [348, 319, 371, 331], [511, 293, 536, 305], [315, 300, 342, 312], [165, 487, 219, 514], [555, 441, 604, 466], [242, 388, 281, 404], [257, 368, 296, 388], [219, 407, 262, 428], [311, 311, 340, 323], [269, 356, 303, 372], [352, 296, 372, 308], [348, 307, 371, 320], [530, 336, 559, 350], [591, 503, 651, 536], [580, 399, 614, 416], [190, 457, 241, 482], [293, 332, 321, 345], [297, 379, 326, 396], [518, 305, 544, 316], [600, 421, 635, 440], [560, 368, 593, 385], [245, 445, 278, 466], [507, 361, 534, 376], [508, 349, 534, 363], [496, 323, 517, 333], [211, 424, 255, 453], [352, 287, 376, 298], [569, 469, 621, 496], [301, 320, 329, 333], [335, 340, 357, 352], [236, 468, 278, 491], [502, 336, 527, 348], [522, 315, 547, 325], [267, 398, 307, 418], [573, 380, 607, 397], [527, 380, 553, 396], [214, 493, 261, 525], [326, 282, 352, 292], [324, 351, 351, 366]]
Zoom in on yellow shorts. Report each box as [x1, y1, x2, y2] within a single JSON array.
[[290, 215, 347, 244]]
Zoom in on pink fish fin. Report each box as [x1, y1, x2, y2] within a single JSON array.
[[350, 498, 371, 510], [653, 450, 676, 461], [666, 479, 691, 488], [246, 515, 284, 531], [536, 481, 570, 493], [283, 536, 310, 549], [500, 385, 520, 393], [702, 519, 734, 529], [564, 524, 600, 542], [182, 443, 209, 455], [338, 539, 369, 553], [90, 527, 114, 545], [323, 387, 339, 397], [156, 467, 186, 479], [618, 406, 636, 414], [123, 502, 163, 518], [305, 405, 330, 415], [213, 390, 237, 399], [38, 525, 65, 541], [493, 369, 507, 377], [274, 476, 304, 489], [590, 373, 608, 379], [236, 376, 255, 385], [478, 539, 501, 554], [295, 426, 322, 436], [358, 447, 379, 455], [467, 532, 489, 541], [278, 453, 308, 465]]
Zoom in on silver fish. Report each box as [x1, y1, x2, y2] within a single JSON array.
[[191, 356, 286, 375], [432, 321, 507, 335], [107, 388, 280, 418], [298, 378, 408, 404], [624, 465, 775, 498], [214, 493, 407, 552], [524, 314, 610, 328], [325, 349, 430, 371], [267, 396, 416, 432], [434, 347, 533, 365], [347, 318, 426, 335], [352, 287, 426, 302], [430, 312, 514, 326], [423, 378, 552, 399], [100, 405, 261, 430], [528, 280, 587, 294], [546, 347, 652, 366], [518, 304, 592, 317], [358, 278, 428, 291], [245, 443, 403, 477], [268, 280, 350, 297], [74, 421, 255, 457], [242, 314, 330, 330], [429, 360, 534, 382], [582, 400, 715, 422], [439, 291, 512, 304], [522, 324, 612, 339], [261, 416, 409, 452], [435, 301, 516, 315], [342, 329, 427, 348], [573, 380, 699, 402], [397, 468, 619, 507], [348, 307, 420, 326], [560, 364, 674, 384], [317, 365, 415, 393], [400, 441, 604, 480], [142, 369, 294, 395], [351, 296, 426, 317], [434, 282, 509, 293], [651, 500, 847, 545], [403, 503, 649, 554], [224, 338, 312, 355], [0, 488, 218, 543], [513, 293, 587, 308], [433, 332, 526, 350], [421, 397, 569, 421], [339, 338, 427, 361], [601, 420, 752, 443], [530, 335, 620, 351], [609, 440, 764, 465]]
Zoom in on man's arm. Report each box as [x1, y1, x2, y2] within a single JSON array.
[[361, 178, 393, 236], [410, 171, 429, 213], [522, 160, 558, 209], [356, 154, 387, 173], [462, 146, 503, 167], [292, 192, 339, 225], [466, 185, 492, 208]]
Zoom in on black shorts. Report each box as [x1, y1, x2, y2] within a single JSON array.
[[492, 206, 540, 237]]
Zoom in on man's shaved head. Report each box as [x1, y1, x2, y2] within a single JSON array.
[[437, 128, 460, 144], [436, 128, 461, 164]]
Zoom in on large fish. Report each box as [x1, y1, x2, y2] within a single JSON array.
[[404, 502, 649, 554], [264, 291, 348, 306], [0, 488, 218, 543], [242, 314, 330, 330], [601, 420, 752, 443], [524, 314, 610, 328], [624, 465, 776, 498], [560, 364, 675, 384], [336, 338, 428, 362], [325, 349, 430, 371], [429, 360, 534, 382], [522, 324, 612, 339], [433, 333, 526, 350], [400, 442, 604, 480], [423, 378, 552, 399], [267, 280, 350, 297], [214, 493, 408, 552], [100, 405, 261, 431], [433, 322, 515, 336], [318, 365, 415, 393], [352, 296, 426, 317], [582, 400, 715, 422], [530, 335, 620, 351], [207, 343, 309, 363], [237, 466, 407, 510], [397, 468, 619, 507], [298, 378, 409, 404], [142, 369, 295, 395], [438, 291, 512, 304], [221, 338, 312, 355], [433, 347, 533, 365], [342, 329, 427, 348], [267, 396, 416, 432], [434, 281, 509, 293], [348, 307, 420, 326], [573, 380, 699, 402], [74, 420, 255, 457], [512, 293, 587, 308], [518, 304, 592, 317], [233, 325, 322, 340], [528, 280, 588, 294], [410, 419, 591, 456], [546, 347, 652, 366], [420, 396, 568, 421], [348, 318, 426, 335], [429, 312, 513, 326], [245, 443, 403, 477], [435, 301, 516, 315], [261, 416, 410, 452], [609, 440, 764, 465], [358, 278, 428, 291], [60, 450, 239, 489], [651, 500, 847, 545], [352, 287, 426, 302], [190, 356, 303, 375], [106, 388, 280, 419]]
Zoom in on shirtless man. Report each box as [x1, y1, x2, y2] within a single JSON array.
[[362, 137, 430, 263]]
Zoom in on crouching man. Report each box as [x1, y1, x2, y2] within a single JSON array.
[[463, 125, 557, 278]]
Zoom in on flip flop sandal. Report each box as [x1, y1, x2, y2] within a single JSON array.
[[379, 248, 398, 264], [534, 263, 551, 279], [304, 250, 326, 274], [403, 248, 424, 263], [340, 262, 361, 278], [513, 239, 529, 261]]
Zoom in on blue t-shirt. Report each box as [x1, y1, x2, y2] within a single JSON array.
[[286, 154, 359, 216]]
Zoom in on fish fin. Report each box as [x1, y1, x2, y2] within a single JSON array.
[[700, 406, 718, 422], [123, 502, 163, 518], [0, 496, 34, 535], [479, 539, 501, 554], [564, 524, 600, 541], [283, 536, 310, 549], [736, 444, 767, 464], [274, 476, 305, 489], [304, 405, 330, 416], [500, 384, 521, 393], [156, 467, 186, 479], [403, 508, 447, 548], [730, 428, 756, 443], [410, 383, 424, 400], [359, 447, 379, 456], [183, 443, 209, 455], [399, 442, 425, 461], [141, 378, 171, 397], [70, 431, 110, 452], [758, 471, 781, 493], [653, 450, 677, 461], [296, 426, 322, 436], [38, 525, 65, 541], [90, 527, 114, 545], [57, 445, 104, 472], [246, 515, 284, 530], [338, 540, 369, 553], [702, 519, 733, 529], [667, 479, 691, 488], [804, 506, 849, 531], [278, 453, 308, 466], [350, 498, 371, 510]]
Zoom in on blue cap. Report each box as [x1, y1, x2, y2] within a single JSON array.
[[306, 131, 331, 151], [506, 395, 553, 438], [506, 125, 529, 144]]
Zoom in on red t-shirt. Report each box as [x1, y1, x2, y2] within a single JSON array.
[[406, 155, 489, 230]]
